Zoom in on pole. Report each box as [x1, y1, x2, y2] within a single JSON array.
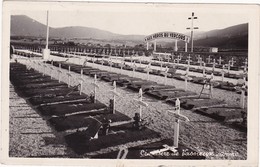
[[46, 11, 49, 49]]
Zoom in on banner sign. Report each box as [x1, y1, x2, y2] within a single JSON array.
[[144, 32, 190, 43]]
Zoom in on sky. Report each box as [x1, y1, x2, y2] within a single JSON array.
[[11, 3, 249, 36]]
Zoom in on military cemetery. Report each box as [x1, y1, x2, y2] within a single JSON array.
[[8, 6, 250, 160]]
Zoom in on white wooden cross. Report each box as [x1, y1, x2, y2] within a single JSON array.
[[244, 58, 248, 72], [196, 55, 201, 63], [206, 55, 212, 64], [199, 57, 203, 69], [159, 56, 163, 71], [187, 54, 192, 64], [218, 56, 224, 65], [132, 50, 135, 55], [227, 61, 231, 73], [78, 75, 85, 95], [179, 54, 183, 60], [58, 63, 62, 83], [202, 63, 206, 77], [108, 58, 113, 72], [100, 57, 104, 66], [91, 74, 99, 103], [80, 68, 84, 78], [240, 84, 246, 109], [218, 65, 224, 82], [132, 61, 137, 77], [50, 61, 54, 79], [130, 55, 133, 64], [167, 98, 189, 148], [161, 66, 169, 85], [186, 57, 191, 71], [230, 57, 236, 67], [181, 68, 192, 91], [150, 99, 189, 155], [43, 61, 47, 76], [167, 55, 170, 63], [82, 58, 88, 67], [119, 59, 125, 74], [67, 65, 72, 87], [212, 59, 216, 71], [133, 88, 148, 118], [176, 55, 180, 64], [109, 48, 112, 55], [110, 81, 120, 114], [145, 62, 152, 80]]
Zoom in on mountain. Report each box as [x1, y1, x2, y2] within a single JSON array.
[[11, 15, 248, 49], [165, 23, 248, 49], [11, 15, 145, 41], [11, 15, 47, 37], [193, 23, 248, 49], [195, 23, 248, 39]]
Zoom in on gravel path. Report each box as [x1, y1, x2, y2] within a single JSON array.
[[9, 84, 77, 158], [10, 57, 247, 159]]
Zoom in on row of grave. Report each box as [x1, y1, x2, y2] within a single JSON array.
[[10, 62, 206, 159], [14, 50, 248, 93], [14, 48, 247, 73], [50, 51, 247, 73], [70, 58, 248, 94], [16, 45, 247, 66], [43, 60, 247, 125]]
